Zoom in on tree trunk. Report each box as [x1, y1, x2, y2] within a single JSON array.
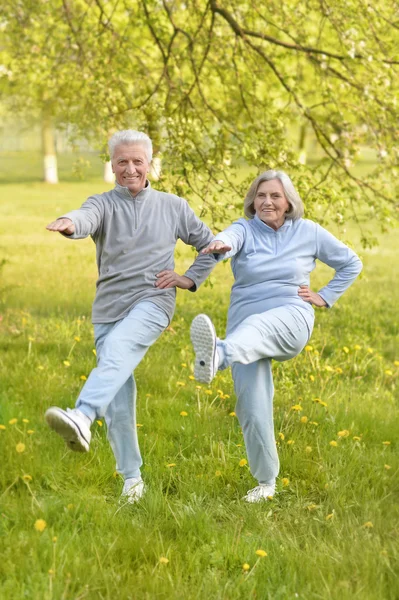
[[150, 156, 162, 180], [41, 114, 58, 183], [298, 123, 307, 165], [104, 160, 115, 183]]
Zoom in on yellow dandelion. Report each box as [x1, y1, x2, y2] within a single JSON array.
[[188, 375, 195, 380], [305, 446, 312, 454], [385, 370, 393, 376], [37, 365, 44, 370], [239, 459, 248, 467], [181, 363, 187, 368], [0, 424, 6, 430], [329, 441, 338, 447], [326, 513, 334, 521], [236, 444, 242, 447], [217, 389, 224, 395], [287, 440, 295, 445], [34, 519, 47, 532], [16, 442, 26, 453], [9, 418, 18, 425], [80, 375, 87, 381], [291, 404, 303, 412], [367, 347, 373, 354], [309, 375, 315, 382], [22, 474, 32, 482], [384, 464, 391, 470], [67, 503, 74, 510], [22, 418, 29, 424], [255, 549, 267, 557], [224, 394, 230, 399], [337, 430, 350, 438], [52, 536, 57, 543], [382, 441, 391, 446], [278, 432, 285, 440], [27, 429, 34, 435], [319, 400, 328, 407], [159, 557, 169, 565], [166, 463, 176, 468], [335, 367, 343, 374], [394, 360, 399, 367], [363, 521, 373, 529], [96, 420, 103, 427], [215, 470, 222, 477], [180, 411, 188, 417], [300, 416, 308, 424], [310, 421, 319, 426], [195, 385, 202, 390], [307, 504, 318, 511], [305, 345, 313, 352], [136, 423, 143, 428], [63, 360, 71, 367], [353, 344, 361, 350], [325, 365, 334, 372], [92, 349, 97, 356], [176, 381, 186, 387], [205, 390, 212, 395], [353, 436, 361, 441], [74, 336, 81, 342], [342, 346, 349, 354], [282, 477, 289, 487], [242, 563, 250, 572], [229, 411, 236, 417], [48, 569, 54, 575]]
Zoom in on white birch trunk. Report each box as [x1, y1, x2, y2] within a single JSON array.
[[104, 160, 115, 183], [42, 115, 58, 183]]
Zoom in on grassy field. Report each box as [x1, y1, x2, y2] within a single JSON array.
[[0, 175, 398, 599]]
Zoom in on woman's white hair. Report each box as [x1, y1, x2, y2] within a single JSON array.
[[108, 130, 153, 162], [244, 170, 304, 220]]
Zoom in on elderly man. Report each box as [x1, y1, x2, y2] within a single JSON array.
[[45, 130, 216, 503]]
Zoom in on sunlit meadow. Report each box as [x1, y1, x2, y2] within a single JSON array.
[[0, 162, 398, 599]]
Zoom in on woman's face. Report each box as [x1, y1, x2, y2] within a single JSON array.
[[253, 179, 290, 230]]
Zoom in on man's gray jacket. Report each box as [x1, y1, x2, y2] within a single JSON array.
[[61, 182, 216, 324]]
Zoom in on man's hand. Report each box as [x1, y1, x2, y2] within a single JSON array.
[[201, 241, 232, 254], [46, 218, 75, 236], [155, 271, 195, 290], [298, 285, 327, 307]]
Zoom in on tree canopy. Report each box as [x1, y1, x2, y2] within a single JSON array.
[[1, 0, 398, 239]]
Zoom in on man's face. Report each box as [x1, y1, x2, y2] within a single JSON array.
[[112, 144, 150, 195]]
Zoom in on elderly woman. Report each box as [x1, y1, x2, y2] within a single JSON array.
[[190, 170, 362, 503]]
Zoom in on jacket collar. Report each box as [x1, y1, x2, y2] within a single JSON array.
[[253, 214, 293, 233], [114, 180, 152, 200]]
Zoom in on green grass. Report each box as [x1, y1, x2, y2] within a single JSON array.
[[0, 179, 398, 599]]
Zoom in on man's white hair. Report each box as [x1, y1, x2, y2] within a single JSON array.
[[108, 130, 153, 162], [244, 169, 304, 220]]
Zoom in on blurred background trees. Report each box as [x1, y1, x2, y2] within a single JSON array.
[[1, 0, 398, 239]]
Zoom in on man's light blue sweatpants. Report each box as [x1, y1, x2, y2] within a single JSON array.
[[76, 301, 169, 479], [217, 305, 313, 485]]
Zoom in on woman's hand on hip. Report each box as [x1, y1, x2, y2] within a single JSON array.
[[201, 241, 232, 254], [155, 271, 195, 290], [298, 285, 327, 307]]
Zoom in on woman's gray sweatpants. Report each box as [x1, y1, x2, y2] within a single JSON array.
[[217, 305, 313, 485]]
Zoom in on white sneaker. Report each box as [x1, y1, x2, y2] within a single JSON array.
[[45, 407, 92, 452], [121, 477, 145, 504], [243, 483, 276, 503], [190, 314, 219, 384]]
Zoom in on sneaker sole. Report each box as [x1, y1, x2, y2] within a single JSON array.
[[190, 314, 217, 384], [45, 408, 90, 453]]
